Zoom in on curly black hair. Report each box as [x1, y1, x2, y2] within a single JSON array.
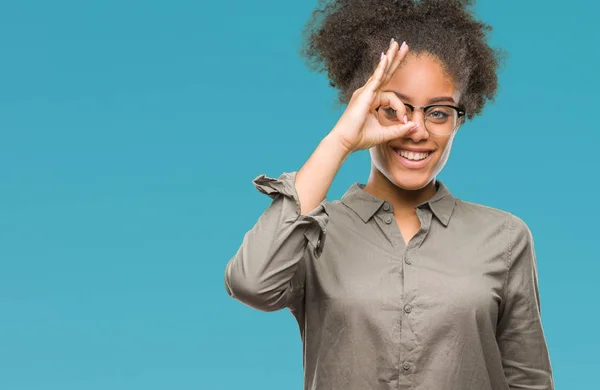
[[300, 0, 506, 119]]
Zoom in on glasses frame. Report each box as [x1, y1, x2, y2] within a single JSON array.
[[377, 103, 467, 136]]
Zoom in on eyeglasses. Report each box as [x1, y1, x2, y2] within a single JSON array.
[[376, 103, 466, 136]]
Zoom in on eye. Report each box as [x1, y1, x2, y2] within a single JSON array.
[[381, 107, 398, 121], [426, 107, 452, 122]]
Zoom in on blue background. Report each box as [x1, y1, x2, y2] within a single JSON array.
[[1, 0, 597, 389]]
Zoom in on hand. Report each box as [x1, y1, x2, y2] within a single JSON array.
[[329, 39, 418, 153]]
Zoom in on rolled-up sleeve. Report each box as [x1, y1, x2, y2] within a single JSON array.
[[497, 215, 554, 389], [224, 171, 329, 312]]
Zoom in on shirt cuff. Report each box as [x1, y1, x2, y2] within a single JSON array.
[[253, 171, 329, 257]]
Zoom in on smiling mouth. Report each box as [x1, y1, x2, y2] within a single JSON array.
[[391, 148, 432, 161]]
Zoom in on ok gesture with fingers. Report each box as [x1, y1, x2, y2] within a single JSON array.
[[330, 39, 418, 153]]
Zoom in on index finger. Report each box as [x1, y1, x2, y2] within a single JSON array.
[[378, 91, 409, 124]]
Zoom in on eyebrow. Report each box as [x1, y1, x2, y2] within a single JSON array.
[[388, 91, 456, 105]]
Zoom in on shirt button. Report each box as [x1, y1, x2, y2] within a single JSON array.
[[402, 362, 411, 370], [384, 215, 392, 224], [404, 304, 412, 313], [383, 202, 390, 211], [404, 257, 412, 265]]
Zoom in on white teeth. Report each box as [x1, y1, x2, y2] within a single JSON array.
[[397, 149, 430, 161]]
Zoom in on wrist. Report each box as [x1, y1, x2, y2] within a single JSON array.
[[322, 131, 354, 160]]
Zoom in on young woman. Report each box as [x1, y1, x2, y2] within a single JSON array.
[[224, 1, 554, 389]]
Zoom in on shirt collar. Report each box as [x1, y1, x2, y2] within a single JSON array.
[[340, 180, 457, 226]]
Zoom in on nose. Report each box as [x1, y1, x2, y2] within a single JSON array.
[[405, 109, 429, 141]]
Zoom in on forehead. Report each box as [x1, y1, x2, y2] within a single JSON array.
[[384, 53, 460, 103]]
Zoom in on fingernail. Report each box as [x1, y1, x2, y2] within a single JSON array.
[[390, 38, 395, 46], [400, 41, 406, 50], [403, 115, 408, 124], [381, 52, 385, 61]]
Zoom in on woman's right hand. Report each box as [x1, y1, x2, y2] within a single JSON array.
[[329, 39, 419, 153]]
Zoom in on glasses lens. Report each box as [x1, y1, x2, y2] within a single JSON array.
[[424, 106, 459, 135], [376, 105, 462, 136]]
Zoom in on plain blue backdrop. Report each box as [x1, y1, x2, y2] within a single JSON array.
[[1, 0, 598, 389]]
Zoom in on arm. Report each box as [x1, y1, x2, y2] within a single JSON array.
[[224, 136, 349, 312], [497, 215, 554, 389], [295, 133, 352, 214], [224, 39, 416, 312]]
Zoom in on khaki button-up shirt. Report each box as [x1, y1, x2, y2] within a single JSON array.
[[224, 171, 554, 390]]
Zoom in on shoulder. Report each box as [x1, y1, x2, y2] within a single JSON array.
[[454, 199, 534, 245], [454, 198, 529, 230], [455, 199, 534, 258], [455, 198, 510, 218]]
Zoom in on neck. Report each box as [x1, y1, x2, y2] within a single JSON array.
[[363, 168, 437, 216]]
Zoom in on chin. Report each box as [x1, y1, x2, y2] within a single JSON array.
[[371, 147, 444, 192], [388, 171, 435, 191]]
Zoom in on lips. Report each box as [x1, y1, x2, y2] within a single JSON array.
[[396, 149, 430, 161], [390, 146, 435, 168]]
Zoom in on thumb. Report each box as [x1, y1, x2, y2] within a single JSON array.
[[378, 121, 419, 144]]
